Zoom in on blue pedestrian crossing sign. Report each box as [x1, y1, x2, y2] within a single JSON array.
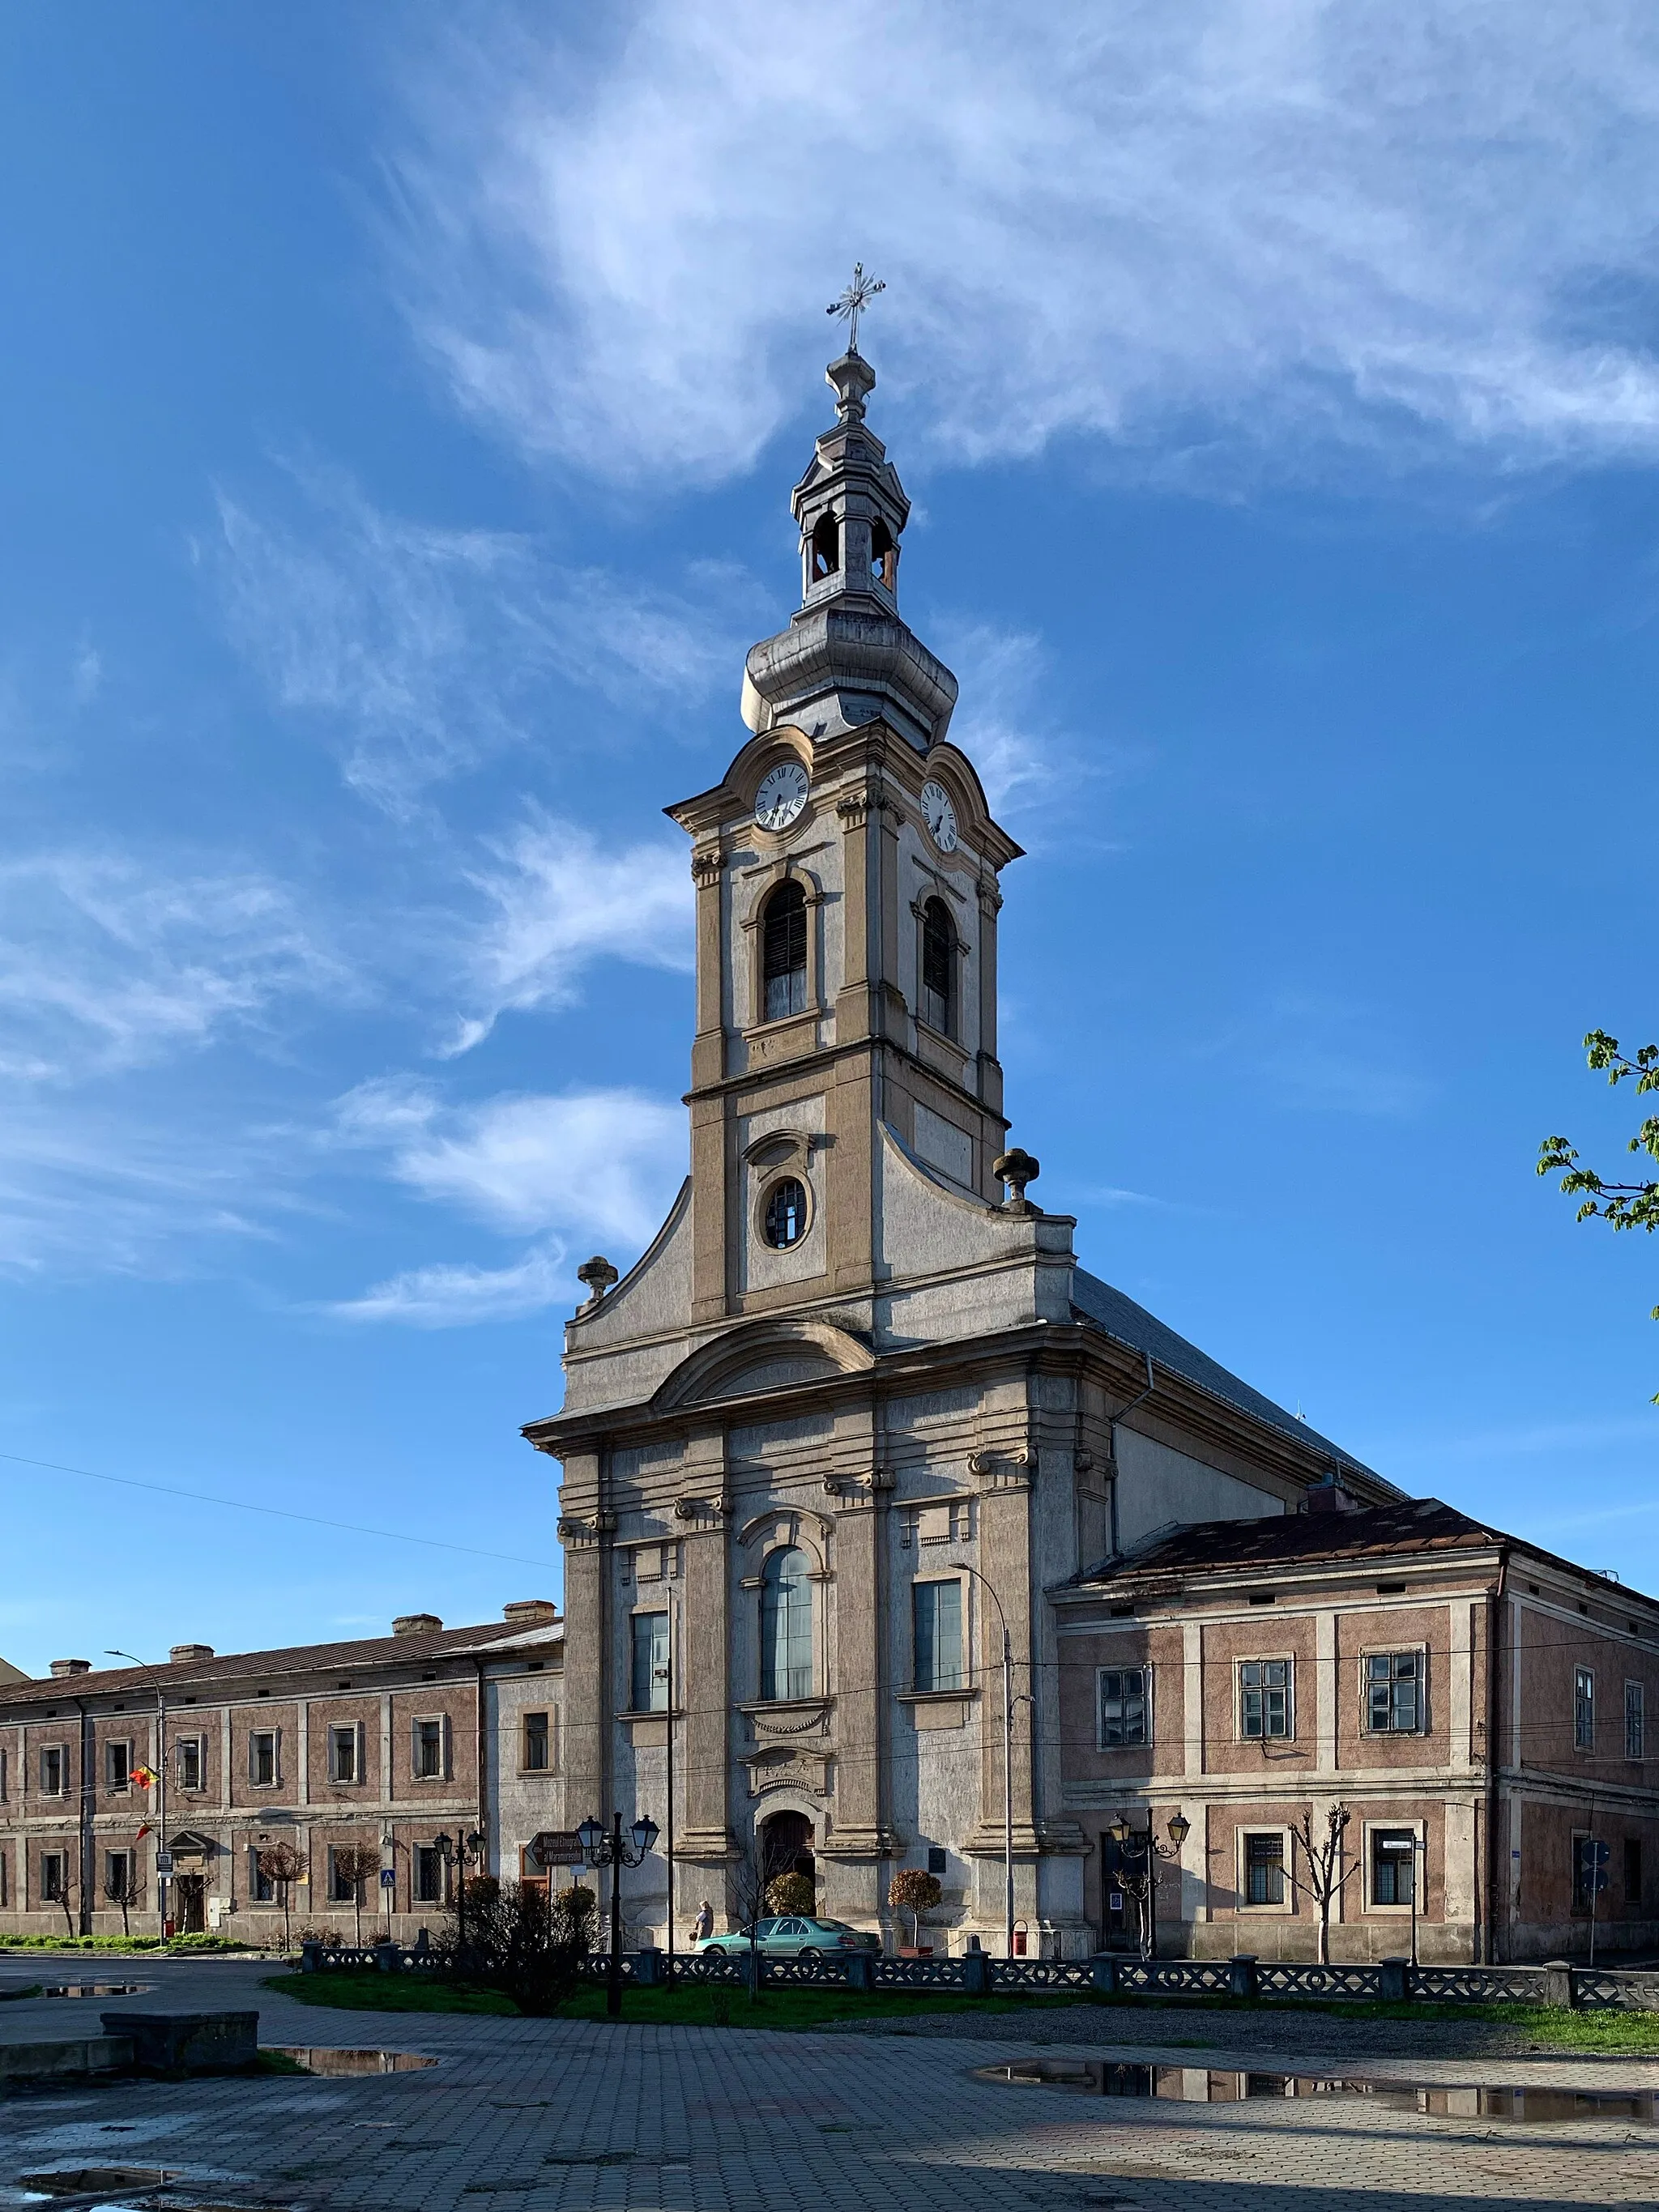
[[380, 1868, 395, 1888]]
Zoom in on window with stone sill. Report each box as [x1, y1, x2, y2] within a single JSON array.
[[249, 1729, 279, 1788], [39, 1851, 66, 1903], [920, 897, 955, 1036], [104, 1738, 132, 1791], [1239, 1657, 1292, 1740], [39, 1745, 66, 1797], [177, 1736, 205, 1792], [1364, 1651, 1423, 1733], [1575, 1667, 1595, 1751], [760, 1547, 812, 1702], [913, 1579, 965, 1694], [522, 1711, 551, 1772], [1627, 1680, 1645, 1762], [1098, 1665, 1149, 1750], [761, 880, 808, 1022], [1242, 1830, 1286, 1907], [328, 1725, 360, 1785]]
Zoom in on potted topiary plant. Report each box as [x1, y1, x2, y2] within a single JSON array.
[[765, 1871, 815, 1916], [888, 1868, 942, 1956]]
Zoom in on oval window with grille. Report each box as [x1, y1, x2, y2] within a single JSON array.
[[763, 1177, 808, 1249]]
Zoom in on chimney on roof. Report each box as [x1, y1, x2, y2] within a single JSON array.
[[392, 1613, 443, 1636], [1305, 1473, 1358, 1515], [49, 1658, 92, 1677], [169, 1643, 214, 1664], [502, 1600, 558, 1626]]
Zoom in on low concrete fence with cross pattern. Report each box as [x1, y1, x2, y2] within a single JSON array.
[[300, 1936, 1659, 2011]]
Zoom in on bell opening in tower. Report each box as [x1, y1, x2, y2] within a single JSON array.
[[810, 509, 840, 581], [761, 880, 808, 1021]]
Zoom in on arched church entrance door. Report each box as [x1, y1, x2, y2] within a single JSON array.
[[759, 1809, 816, 1909]]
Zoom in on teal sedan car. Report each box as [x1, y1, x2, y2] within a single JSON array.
[[693, 1916, 880, 1958]]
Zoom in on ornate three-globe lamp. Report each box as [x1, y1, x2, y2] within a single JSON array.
[[1107, 1810, 1191, 1961], [577, 1812, 661, 2018]]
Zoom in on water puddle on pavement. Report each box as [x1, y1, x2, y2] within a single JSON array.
[[266, 2048, 437, 2077], [39, 1987, 151, 2001], [975, 2059, 1659, 2125]]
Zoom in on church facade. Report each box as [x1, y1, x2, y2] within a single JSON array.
[[522, 343, 1455, 1960]]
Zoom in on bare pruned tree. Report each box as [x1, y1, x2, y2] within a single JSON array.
[[256, 1841, 306, 1953], [104, 1857, 146, 1938], [727, 1827, 795, 2002], [1290, 1803, 1358, 1965], [331, 1843, 382, 1947]]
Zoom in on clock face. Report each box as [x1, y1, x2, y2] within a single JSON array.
[[921, 779, 958, 853], [755, 760, 809, 833]]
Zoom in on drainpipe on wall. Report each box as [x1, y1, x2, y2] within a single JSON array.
[[1484, 1549, 1508, 1965], [75, 1698, 93, 1935]]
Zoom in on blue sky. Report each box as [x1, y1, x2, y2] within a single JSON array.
[[2, 2, 1656, 1674]]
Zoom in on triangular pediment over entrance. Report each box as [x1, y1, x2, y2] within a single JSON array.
[[650, 1317, 874, 1413]]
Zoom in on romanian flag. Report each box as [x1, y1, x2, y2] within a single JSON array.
[[132, 1765, 159, 1790], [135, 1823, 153, 1842]]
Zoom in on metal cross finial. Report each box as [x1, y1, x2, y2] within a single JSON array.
[[828, 262, 885, 356]]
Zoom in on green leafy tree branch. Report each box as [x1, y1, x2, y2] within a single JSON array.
[[1539, 1030, 1659, 1396]]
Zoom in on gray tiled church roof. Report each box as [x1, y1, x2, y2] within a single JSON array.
[[1069, 1267, 1385, 1484]]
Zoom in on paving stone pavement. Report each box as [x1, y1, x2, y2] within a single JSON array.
[[3, 1957, 1659, 2210]]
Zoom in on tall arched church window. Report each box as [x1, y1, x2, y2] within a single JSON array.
[[761, 880, 808, 1021], [920, 896, 955, 1035], [810, 510, 840, 580], [760, 1546, 812, 1700]]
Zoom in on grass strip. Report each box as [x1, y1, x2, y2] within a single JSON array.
[[262, 1969, 1659, 2050]]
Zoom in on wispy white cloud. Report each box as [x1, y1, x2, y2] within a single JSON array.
[[333, 1076, 685, 1245], [214, 464, 766, 813], [1198, 993, 1435, 1119], [389, 2, 1659, 488], [328, 1239, 571, 1326], [0, 849, 347, 1081], [442, 807, 693, 1053]]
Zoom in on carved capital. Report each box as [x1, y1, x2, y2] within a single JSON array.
[[690, 846, 723, 888], [835, 791, 871, 831], [968, 1447, 1031, 1491]]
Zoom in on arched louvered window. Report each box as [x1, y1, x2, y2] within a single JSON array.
[[760, 1546, 812, 1701], [761, 880, 808, 1021], [920, 896, 954, 1035]]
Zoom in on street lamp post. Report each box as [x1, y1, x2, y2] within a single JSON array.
[[577, 1812, 661, 2019], [107, 1651, 167, 1938], [954, 1565, 1024, 1961], [1108, 1810, 1190, 1959], [435, 1827, 486, 1954]]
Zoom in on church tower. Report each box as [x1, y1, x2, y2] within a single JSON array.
[[526, 337, 1393, 1960], [666, 345, 1025, 1326]]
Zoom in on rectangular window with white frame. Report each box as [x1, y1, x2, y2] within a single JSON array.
[[249, 1729, 279, 1788], [913, 1579, 966, 1693], [328, 1724, 362, 1784], [0, 1847, 8, 1907], [412, 1717, 448, 1779], [1240, 1829, 1288, 1907], [1239, 1658, 1292, 1739], [177, 1735, 204, 1792], [1626, 1681, 1645, 1762], [249, 1847, 275, 1903], [1369, 1826, 1418, 1907], [1574, 1667, 1595, 1751], [630, 1612, 670, 1712], [1365, 1651, 1424, 1733], [522, 1711, 551, 1772], [104, 1738, 131, 1791], [414, 1842, 446, 1903], [39, 1851, 66, 1903], [1098, 1664, 1150, 1749], [0, 1747, 7, 1802], [39, 1745, 66, 1797]]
